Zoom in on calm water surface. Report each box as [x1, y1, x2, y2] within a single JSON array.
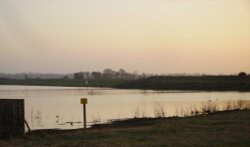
[[0, 85, 249, 130]]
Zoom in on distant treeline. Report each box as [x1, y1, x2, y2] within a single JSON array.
[[73, 68, 151, 80], [1, 71, 250, 91], [114, 75, 250, 91], [0, 73, 73, 80], [0, 68, 151, 80], [0, 79, 126, 87]]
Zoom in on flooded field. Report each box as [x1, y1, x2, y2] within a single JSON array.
[[0, 85, 249, 131]]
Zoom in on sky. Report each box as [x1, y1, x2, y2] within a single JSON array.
[[0, 0, 249, 74]]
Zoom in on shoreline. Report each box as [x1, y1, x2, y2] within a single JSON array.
[[2, 109, 250, 146], [1, 75, 250, 91], [27, 108, 250, 132]]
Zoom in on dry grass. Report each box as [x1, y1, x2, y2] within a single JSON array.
[[1, 100, 250, 146], [153, 101, 166, 118], [1, 109, 250, 147], [180, 100, 250, 117]]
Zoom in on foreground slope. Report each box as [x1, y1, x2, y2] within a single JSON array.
[[1, 109, 250, 146]]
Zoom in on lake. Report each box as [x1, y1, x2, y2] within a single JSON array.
[[0, 85, 249, 131]]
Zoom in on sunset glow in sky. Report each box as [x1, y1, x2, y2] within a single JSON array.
[[0, 0, 249, 74]]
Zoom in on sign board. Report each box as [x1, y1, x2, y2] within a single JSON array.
[[81, 98, 88, 104]]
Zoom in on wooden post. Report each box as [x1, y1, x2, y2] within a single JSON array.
[[83, 104, 86, 128], [80, 98, 87, 128], [25, 119, 31, 134]]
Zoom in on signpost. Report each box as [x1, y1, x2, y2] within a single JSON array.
[[80, 98, 87, 128]]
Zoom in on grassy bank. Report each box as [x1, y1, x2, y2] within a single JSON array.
[[1, 109, 250, 146], [0, 79, 127, 87], [115, 75, 250, 91]]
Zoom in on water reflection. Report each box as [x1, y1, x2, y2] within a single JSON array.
[[29, 109, 44, 128], [0, 85, 250, 130]]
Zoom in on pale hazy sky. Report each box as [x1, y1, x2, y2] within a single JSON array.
[[0, 0, 249, 74]]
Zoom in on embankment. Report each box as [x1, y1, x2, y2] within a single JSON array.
[[114, 75, 250, 91], [1, 109, 250, 146]]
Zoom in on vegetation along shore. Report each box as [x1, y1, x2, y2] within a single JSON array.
[[115, 75, 250, 91], [0, 79, 126, 88], [1, 75, 250, 91], [1, 107, 250, 146]]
